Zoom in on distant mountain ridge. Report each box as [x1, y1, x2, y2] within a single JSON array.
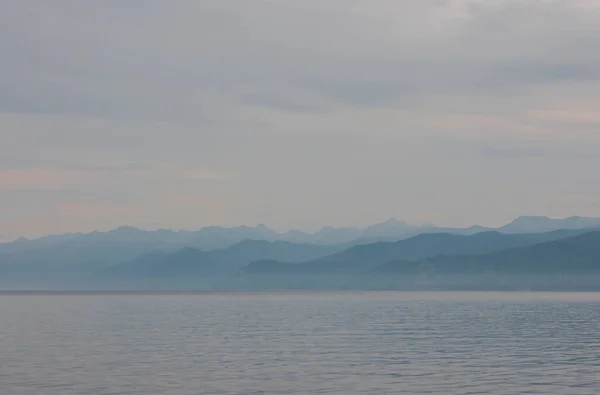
[[499, 216, 600, 234], [104, 240, 347, 279], [1, 217, 481, 253], [0, 238, 347, 287], [2, 215, 600, 290], [373, 231, 600, 275], [236, 230, 600, 291], [4, 216, 599, 256], [241, 228, 597, 275]]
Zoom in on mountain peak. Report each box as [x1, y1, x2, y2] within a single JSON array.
[[501, 215, 600, 234], [11, 236, 31, 243], [369, 217, 409, 228], [110, 226, 143, 233], [510, 216, 551, 223]]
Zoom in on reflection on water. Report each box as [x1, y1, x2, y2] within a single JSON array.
[[1, 292, 600, 394]]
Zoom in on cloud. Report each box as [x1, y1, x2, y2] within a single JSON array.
[[0, 164, 236, 191], [1, 0, 600, 240], [2, 0, 600, 118], [0, 168, 85, 190]]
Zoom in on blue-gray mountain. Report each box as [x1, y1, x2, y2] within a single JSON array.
[[0, 239, 346, 288], [498, 216, 600, 234], [373, 231, 600, 275], [104, 240, 346, 278], [1, 216, 600, 290], [237, 231, 600, 291], [242, 228, 597, 275], [4, 216, 599, 256]]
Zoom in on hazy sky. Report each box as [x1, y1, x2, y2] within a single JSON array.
[[1, 0, 600, 241]]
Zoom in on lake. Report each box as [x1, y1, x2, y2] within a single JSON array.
[[1, 291, 599, 394]]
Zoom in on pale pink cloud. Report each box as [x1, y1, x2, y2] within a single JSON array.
[[0, 168, 86, 190], [55, 202, 139, 219], [142, 163, 238, 182], [528, 107, 600, 127], [0, 165, 237, 191]]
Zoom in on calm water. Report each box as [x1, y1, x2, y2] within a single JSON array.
[[1, 292, 600, 395]]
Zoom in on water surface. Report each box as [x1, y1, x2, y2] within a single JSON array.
[[1, 291, 599, 394]]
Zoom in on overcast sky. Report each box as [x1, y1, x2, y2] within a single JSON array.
[[1, 0, 600, 241]]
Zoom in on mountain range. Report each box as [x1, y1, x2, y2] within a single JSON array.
[[4, 215, 600, 255], [373, 231, 600, 275], [237, 230, 600, 291], [104, 240, 346, 279], [241, 228, 597, 275], [1, 215, 600, 290]]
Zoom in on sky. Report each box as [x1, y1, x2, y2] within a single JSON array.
[[1, 0, 600, 241]]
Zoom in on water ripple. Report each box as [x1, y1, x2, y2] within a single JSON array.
[[1, 292, 600, 394]]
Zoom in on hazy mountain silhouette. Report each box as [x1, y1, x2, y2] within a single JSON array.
[[104, 248, 219, 278], [3, 216, 600, 290], [104, 240, 346, 279], [0, 233, 83, 255], [0, 239, 187, 286], [242, 228, 596, 275], [0, 238, 347, 287], [0, 217, 491, 255], [3, 216, 600, 257], [499, 216, 600, 234], [373, 231, 600, 275]]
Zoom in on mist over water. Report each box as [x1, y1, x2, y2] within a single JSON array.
[[1, 292, 599, 394]]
